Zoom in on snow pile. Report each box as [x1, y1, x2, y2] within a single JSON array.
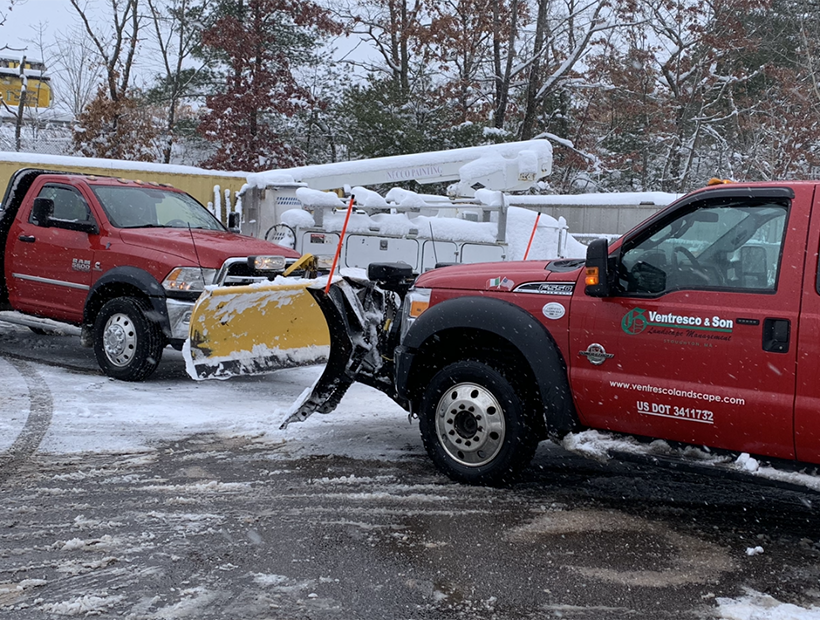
[[563, 430, 820, 493], [562, 429, 728, 465], [506, 207, 587, 260], [385, 187, 432, 209], [716, 589, 820, 619], [351, 185, 389, 208], [295, 187, 346, 209], [280, 207, 314, 229], [246, 171, 298, 187], [41, 594, 124, 616]]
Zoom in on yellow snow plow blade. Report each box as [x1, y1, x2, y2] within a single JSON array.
[[184, 281, 330, 380]]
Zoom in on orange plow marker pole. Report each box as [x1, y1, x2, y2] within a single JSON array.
[[325, 195, 356, 295], [523, 212, 541, 261]]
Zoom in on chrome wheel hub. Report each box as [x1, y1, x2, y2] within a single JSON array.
[[435, 382, 506, 467], [103, 312, 137, 367]]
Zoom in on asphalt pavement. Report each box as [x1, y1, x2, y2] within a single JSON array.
[[0, 325, 819, 619]]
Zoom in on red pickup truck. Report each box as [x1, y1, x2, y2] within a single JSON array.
[[0, 168, 299, 381], [292, 180, 820, 484]]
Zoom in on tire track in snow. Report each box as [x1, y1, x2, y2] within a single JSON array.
[[0, 357, 53, 483]]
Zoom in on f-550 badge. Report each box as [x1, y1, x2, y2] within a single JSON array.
[[72, 258, 101, 272]]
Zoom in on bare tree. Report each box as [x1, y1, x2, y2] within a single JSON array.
[[519, 0, 614, 140], [492, 0, 521, 129], [51, 25, 106, 117], [68, 0, 142, 102], [333, 0, 425, 97], [0, 0, 22, 45], [145, 0, 210, 163]]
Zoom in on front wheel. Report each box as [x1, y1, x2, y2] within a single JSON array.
[[93, 297, 165, 381], [418, 360, 538, 485]]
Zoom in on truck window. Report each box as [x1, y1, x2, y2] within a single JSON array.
[[619, 200, 788, 295], [91, 186, 226, 231], [33, 184, 92, 224]]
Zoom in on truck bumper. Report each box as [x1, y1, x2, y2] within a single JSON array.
[[166, 298, 195, 342]]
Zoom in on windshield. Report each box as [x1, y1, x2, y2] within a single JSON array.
[[91, 186, 226, 231]]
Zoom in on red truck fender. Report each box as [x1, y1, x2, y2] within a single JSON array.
[[395, 295, 581, 438]]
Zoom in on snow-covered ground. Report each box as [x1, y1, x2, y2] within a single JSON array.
[[0, 331, 418, 461]]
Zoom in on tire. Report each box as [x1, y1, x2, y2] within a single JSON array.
[[92, 297, 164, 381], [418, 360, 539, 486]]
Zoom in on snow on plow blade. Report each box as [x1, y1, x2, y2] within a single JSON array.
[[185, 281, 331, 380]]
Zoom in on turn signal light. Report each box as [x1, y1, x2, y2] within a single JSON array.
[[409, 300, 429, 318], [585, 267, 599, 286]]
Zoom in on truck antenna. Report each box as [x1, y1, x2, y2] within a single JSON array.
[[188, 223, 207, 284]]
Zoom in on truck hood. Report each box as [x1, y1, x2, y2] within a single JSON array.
[[118, 229, 300, 268], [416, 259, 584, 290]]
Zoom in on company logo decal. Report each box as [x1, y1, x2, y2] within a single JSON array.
[[622, 307, 734, 340]]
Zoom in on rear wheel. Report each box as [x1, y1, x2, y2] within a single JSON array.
[[418, 360, 538, 485], [93, 297, 164, 381]]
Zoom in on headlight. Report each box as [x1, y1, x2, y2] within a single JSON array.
[[401, 287, 431, 341], [314, 255, 335, 270], [249, 255, 287, 273], [163, 267, 217, 292]]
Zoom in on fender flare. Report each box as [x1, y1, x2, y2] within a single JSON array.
[[84, 266, 171, 337], [397, 295, 579, 435]]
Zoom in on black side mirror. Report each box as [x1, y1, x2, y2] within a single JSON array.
[[31, 197, 54, 227], [585, 238, 613, 297], [227, 211, 241, 232]]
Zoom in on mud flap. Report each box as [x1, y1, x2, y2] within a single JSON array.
[[184, 280, 332, 380]]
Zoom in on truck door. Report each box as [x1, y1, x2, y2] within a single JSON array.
[[6, 182, 100, 323], [794, 188, 820, 463], [569, 186, 808, 460]]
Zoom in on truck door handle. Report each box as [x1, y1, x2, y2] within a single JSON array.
[[18, 235, 35, 243], [763, 318, 790, 353]]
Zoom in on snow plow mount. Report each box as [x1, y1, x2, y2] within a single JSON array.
[[281, 262, 416, 427]]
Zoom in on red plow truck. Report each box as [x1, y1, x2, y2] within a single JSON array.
[[187, 180, 820, 485]]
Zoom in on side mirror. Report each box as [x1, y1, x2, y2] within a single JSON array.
[[31, 197, 54, 227], [585, 238, 613, 297], [227, 211, 241, 232]]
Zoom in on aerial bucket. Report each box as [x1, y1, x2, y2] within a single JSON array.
[[184, 279, 332, 380]]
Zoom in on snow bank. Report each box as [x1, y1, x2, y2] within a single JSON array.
[[716, 589, 820, 620]]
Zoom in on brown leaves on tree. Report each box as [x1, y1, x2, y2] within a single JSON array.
[[72, 86, 159, 162]]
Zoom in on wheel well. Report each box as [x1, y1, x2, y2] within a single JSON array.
[[84, 283, 151, 326], [405, 328, 548, 437]]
